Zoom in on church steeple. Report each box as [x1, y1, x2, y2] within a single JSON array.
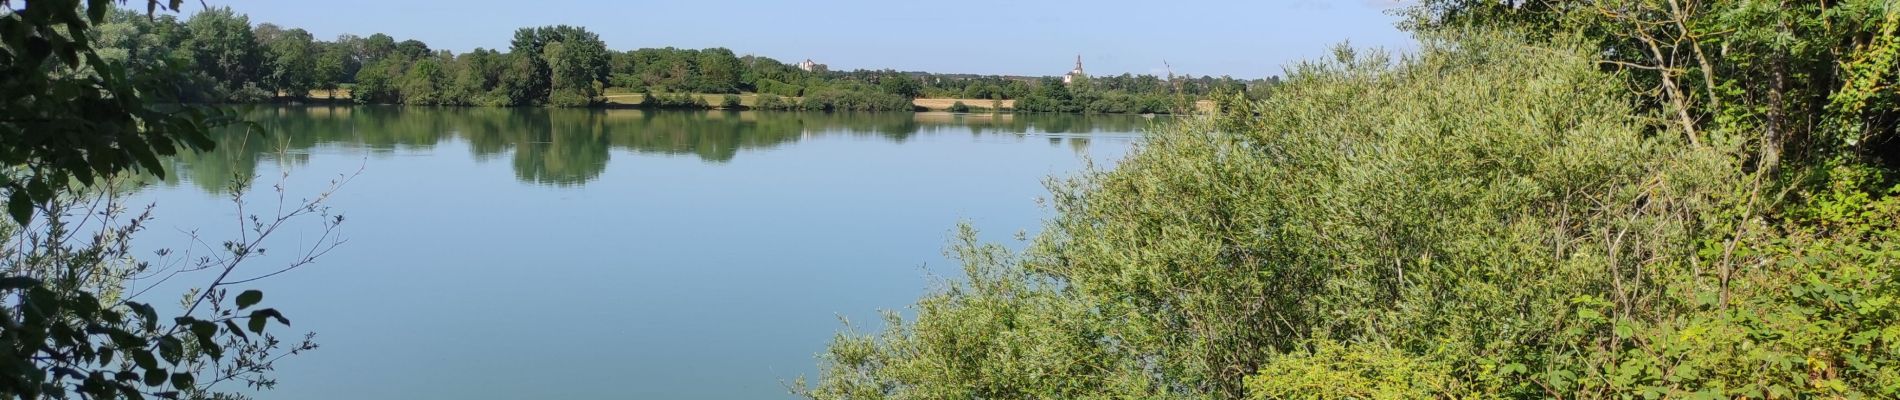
[[1065, 54, 1085, 85]]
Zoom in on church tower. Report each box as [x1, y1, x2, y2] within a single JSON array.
[[1064, 54, 1085, 84]]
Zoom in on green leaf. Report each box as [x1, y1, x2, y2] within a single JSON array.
[[1577, 308, 1602, 321], [1502, 363, 1527, 375], [126, 302, 158, 326], [132, 351, 157, 371], [235, 290, 262, 310], [169, 372, 193, 391], [0, 276, 40, 289], [156, 336, 182, 364], [249, 308, 290, 326], [188, 320, 216, 343], [135, 151, 165, 177], [248, 313, 267, 334], [223, 319, 248, 340], [8, 189, 32, 224], [143, 367, 167, 386], [86, 0, 106, 22]]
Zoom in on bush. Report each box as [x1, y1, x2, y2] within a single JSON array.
[[644, 92, 711, 109], [226, 82, 274, 103], [948, 101, 970, 113], [1245, 340, 1464, 399], [798, 88, 912, 112], [546, 90, 592, 107], [720, 94, 742, 109], [801, 33, 1900, 399], [609, 73, 644, 91], [755, 78, 803, 97], [753, 94, 796, 110]]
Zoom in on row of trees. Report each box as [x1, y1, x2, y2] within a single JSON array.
[[1012, 77, 1187, 114], [350, 25, 611, 107], [917, 72, 1272, 101], [91, 5, 1269, 112]]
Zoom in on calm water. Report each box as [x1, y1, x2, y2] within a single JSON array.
[[126, 107, 1150, 399]]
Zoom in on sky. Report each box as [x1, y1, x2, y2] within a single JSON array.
[[182, 0, 1417, 79]]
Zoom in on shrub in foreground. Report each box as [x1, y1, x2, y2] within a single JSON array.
[[800, 33, 1900, 399]]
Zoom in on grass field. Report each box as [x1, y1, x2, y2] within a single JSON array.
[[300, 88, 353, 99]]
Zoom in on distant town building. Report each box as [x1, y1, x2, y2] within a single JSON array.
[[799, 59, 819, 72], [1063, 54, 1085, 85]]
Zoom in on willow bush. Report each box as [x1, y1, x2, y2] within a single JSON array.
[[801, 32, 1900, 399]]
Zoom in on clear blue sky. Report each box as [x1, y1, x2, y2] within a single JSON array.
[[186, 0, 1417, 78]]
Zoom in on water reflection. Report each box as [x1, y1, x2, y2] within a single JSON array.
[[166, 107, 1155, 191]]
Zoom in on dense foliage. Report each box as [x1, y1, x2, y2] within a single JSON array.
[[2, 1, 339, 399], [799, 1, 1900, 396], [1012, 77, 1184, 114]]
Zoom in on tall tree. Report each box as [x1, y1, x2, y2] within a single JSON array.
[[508, 25, 607, 106], [313, 41, 353, 98], [257, 24, 317, 97], [358, 32, 396, 66], [183, 6, 262, 94], [695, 47, 742, 93]]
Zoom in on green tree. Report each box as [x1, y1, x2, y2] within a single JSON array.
[[399, 56, 453, 105], [1403, 0, 1900, 172], [352, 56, 406, 104], [694, 47, 742, 93], [509, 25, 607, 107], [313, 41, 352, 98], [877, 73, 921, 98], [394, 39, 430, 60], [453, 48, 508, 106], [256, 24, 317, 98], [357, 33, 396, 66], [183, 6, 262, 95]]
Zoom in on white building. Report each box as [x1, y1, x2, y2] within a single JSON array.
[[798, 59, 819, 72]]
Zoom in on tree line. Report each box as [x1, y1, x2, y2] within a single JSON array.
[[91, 5, 1272, 113]]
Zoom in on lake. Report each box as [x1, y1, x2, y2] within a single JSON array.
[[125, 107, 1151, 399]]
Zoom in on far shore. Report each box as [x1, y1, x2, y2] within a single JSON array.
[[290, 89, 1211, 113]]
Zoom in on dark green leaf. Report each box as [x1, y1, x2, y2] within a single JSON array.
[[169, 372, 193, 391], [87, 0, 106, 22], [156, 336, 182, 364], [132, 351, 157, 370], [188, 320, 216, 343], [8, 189, 32, 224], [142, 367, 166, 386], [235, 289, 262, 310], [0, 276, 40, 289], [126, 302, 158, 327], [248, 314, 267, 334], [222, 319, 248, 340]]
